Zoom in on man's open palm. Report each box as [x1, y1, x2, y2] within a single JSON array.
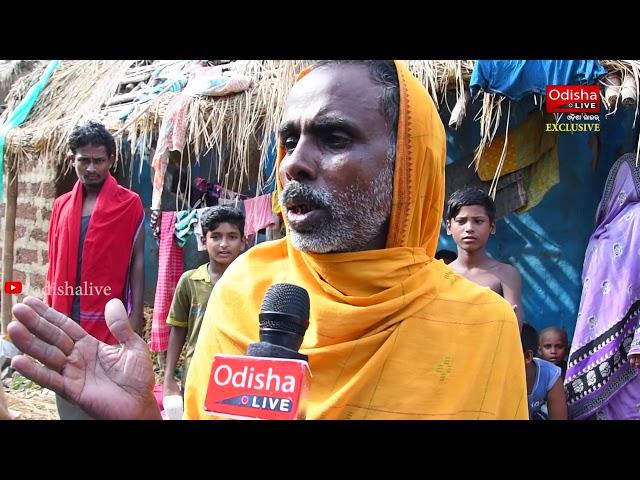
[[8, 297, 160, 420]]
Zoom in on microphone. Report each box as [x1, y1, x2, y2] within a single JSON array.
[[204, 283, 312, 420]]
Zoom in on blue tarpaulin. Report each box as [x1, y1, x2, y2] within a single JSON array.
[[470, 60, 607, 101]]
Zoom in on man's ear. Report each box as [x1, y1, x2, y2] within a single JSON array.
[[490, 221, 496, 235], [109, 154, 116, 170], [68, 152, 75, 167], [445, 220, 452, 235]]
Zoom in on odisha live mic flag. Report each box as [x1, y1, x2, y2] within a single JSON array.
[[204, 354, 311, 420], [546, 85, 600, 113]]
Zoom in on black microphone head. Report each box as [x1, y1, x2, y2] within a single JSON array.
[[258, 283, 310, 351], [260, 283, 310, 327]]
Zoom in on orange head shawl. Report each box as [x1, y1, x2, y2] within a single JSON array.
[[185, 61, 527, 419]]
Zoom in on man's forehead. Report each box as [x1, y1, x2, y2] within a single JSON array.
[[73, 145, 110, 158], [282, 65, 381, 124]]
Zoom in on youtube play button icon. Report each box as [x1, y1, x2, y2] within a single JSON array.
[[4, 281, 22, 294]]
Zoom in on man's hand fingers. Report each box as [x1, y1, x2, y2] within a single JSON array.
[[21, 296, 88, 342], [105, 299, 146, 351], [11, 301, 74, 356], [7, 321, 68, 372], [10, 354, 66, 395]]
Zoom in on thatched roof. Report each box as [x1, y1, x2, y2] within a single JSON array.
[[1, 60, 474, 191], [2, 60, 636, 195], [3, 60, 314, 193], [0, 60, 39, 103]]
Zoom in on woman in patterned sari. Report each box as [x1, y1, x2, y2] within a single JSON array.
[[565, 153, 640, 419]]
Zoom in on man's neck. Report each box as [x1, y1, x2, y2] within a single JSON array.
[[455, 248, 490, 269], [83, 182, 105, 197]]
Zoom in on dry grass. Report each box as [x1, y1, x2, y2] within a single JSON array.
[[2, 375, 59, 420]]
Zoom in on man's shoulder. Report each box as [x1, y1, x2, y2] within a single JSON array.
[[112, 183, 143, 204], [53, 191, 73, 206]]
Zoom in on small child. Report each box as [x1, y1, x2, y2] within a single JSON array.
[[521, 323, 568, 420], [538, 327, 568, 380], [163, 205, 246, 403], [445, 187, 523, 330]]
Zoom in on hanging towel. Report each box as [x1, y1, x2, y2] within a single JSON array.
[[271, 190, 281, 214], [150, 211, 184, 352], [150, 93, 192, 210], [174, 209, 199, 248], [243, 194, 275, 237]]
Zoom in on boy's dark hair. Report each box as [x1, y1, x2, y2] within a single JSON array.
[[521, 323, 539, 354], [68, 120, 116, 158], [435, 249, 457, 264], [200, 205, 245, 236], [445, 186, 496, 223]]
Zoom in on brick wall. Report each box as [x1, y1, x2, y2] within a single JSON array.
[[1, 155, 57, 304]]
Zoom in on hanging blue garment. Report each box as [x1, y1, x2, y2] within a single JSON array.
[[0, 60, 61, 200], [470, 60, 607, 101]]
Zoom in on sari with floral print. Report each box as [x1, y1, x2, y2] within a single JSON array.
[[565, 153, 640, 419]]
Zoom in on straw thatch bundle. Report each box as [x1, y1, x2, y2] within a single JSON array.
[[5, 60, 135, 176], [600, 60, 640, 163], [0, 60, 40, 106]]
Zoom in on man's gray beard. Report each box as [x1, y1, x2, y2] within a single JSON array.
[[279, 160, 394, 254]]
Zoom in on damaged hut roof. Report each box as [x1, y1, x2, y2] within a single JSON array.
[[0, 60, 39, 101], [2, 60, 636, 193], [1, 60, 475, 192]]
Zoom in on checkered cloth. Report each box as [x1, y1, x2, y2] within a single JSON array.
[[150, 211, 184, 352]]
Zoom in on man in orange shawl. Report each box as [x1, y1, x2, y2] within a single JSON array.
[[7, 61, 526, 420]]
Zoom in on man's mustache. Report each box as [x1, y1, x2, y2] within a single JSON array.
[[280, 182, 330, 210]]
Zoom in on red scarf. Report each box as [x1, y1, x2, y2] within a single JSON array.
[[46, 174, 144, 344]]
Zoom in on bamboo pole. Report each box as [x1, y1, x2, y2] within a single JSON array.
[[2, 155, 18, 334]]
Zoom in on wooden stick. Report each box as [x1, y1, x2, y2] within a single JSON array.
[[2, 156, 18, 334]]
